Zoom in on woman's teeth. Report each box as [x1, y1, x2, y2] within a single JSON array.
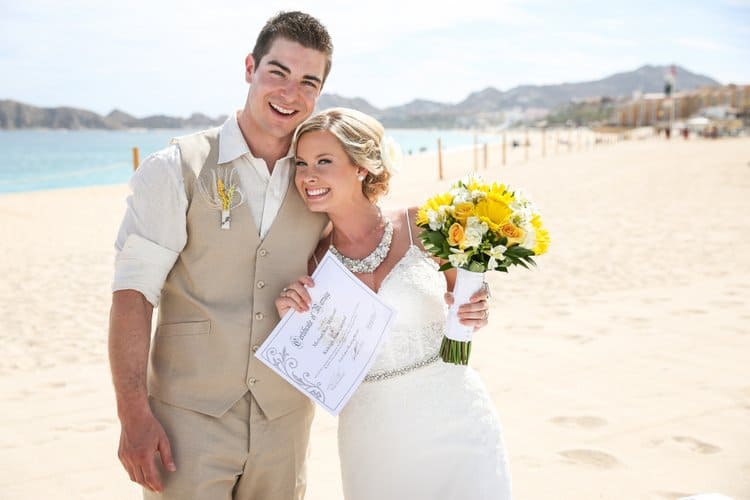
[[306, 188, 330, 197]]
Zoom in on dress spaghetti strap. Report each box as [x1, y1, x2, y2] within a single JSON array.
[[404, 208, 414, 245]]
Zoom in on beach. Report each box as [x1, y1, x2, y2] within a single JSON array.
[[0, 135, 748, 499]]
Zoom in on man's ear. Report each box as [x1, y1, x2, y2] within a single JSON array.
[[244, 53, 256, 84]]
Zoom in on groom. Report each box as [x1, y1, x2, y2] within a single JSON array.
[[109, 11, 333, 499]]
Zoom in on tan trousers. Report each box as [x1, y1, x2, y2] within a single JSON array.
[[145, 393, 314, 500]]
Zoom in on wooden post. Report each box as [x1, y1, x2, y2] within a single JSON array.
[[473, 135, 478, 172], [437, 138, 444, 180], [541, 128, 546, 157], [132, 147, 140, 170], [501, 133, 506, 166], [555, 130, 559, 155], [524, 129, 529, 162], [483, 143, 488, 170]]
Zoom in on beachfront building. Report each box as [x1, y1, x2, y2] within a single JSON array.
[[615, 84, 750, 132]]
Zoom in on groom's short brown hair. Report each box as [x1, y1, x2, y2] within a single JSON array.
[[252, 11, 334, 84]]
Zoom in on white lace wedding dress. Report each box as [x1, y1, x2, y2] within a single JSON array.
[[338, 233, 512, 500]]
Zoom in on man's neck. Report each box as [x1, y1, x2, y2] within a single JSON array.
[[236, 110, 291, 173]]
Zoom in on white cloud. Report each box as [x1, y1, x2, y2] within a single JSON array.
[[672, 37, 735, 52]]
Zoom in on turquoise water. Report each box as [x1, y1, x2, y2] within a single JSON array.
[[0, 129, 497, 194]]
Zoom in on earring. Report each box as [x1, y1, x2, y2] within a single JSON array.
[[357, 174, 365, 181]]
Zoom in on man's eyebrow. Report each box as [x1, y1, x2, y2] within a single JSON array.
[[267, 60, 291, 73], [267, 59, 322, 85]]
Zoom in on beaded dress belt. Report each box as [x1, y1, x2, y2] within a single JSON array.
[[363, 353, 441, 383]]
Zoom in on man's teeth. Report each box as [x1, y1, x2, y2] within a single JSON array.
[[270, 103, 295, 115], [306, 188, 330, 196]]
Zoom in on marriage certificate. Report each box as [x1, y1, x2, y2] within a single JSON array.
[[255, 251, 397, 415]]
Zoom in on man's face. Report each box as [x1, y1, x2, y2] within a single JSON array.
[[245, 38, 328, 140]]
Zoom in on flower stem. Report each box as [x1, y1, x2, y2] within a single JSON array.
[[440, 337, 471, 365]]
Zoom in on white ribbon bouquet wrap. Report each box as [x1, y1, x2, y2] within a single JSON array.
[[416, 175, 550, 364], [196, 167, 245, 229]]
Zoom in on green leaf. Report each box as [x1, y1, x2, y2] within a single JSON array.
[[468, 261, 486, 273]]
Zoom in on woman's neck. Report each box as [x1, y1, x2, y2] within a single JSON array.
[[328, 201, 382, 248]]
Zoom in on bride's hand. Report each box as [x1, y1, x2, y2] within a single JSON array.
[[274, 276, 315, 317], [444, 286, 490, 331]]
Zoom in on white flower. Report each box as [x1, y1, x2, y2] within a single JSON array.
[[510, 209, 531, 227], [450, 186, 472, 203], [448, 249, 470, 268], [463, 227, 483, 248], [486, 244, 507, 260], [471, 189, 487, 201], [521, 227, 536, 250], [427, 209, 445, 230], [465, 216, 488, 235], [380, 136, 403, 174]]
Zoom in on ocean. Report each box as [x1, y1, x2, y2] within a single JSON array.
[[0, 129, 499, 194]]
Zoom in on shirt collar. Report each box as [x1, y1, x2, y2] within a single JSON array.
[[218, 112, 294, 165]]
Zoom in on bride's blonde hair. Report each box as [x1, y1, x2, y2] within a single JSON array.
[[293, 107, 392, 202]]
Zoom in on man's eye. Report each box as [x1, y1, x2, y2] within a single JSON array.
[[270, 70, 284, 77], [302, 81, 318, 88]]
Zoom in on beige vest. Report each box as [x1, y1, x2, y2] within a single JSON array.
[[148, 128, 327, 420]]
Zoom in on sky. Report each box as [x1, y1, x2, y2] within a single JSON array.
[[1, 0, 749, 117]]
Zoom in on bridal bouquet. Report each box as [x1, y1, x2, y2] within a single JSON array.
[[416, 175, 549, 364]]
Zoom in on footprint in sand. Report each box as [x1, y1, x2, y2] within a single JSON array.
[[710, 300, 745, 307], [551, 415, 607, 429], [562, 334, 593, 345], [679, 309, 708, 315], [672, 436, 721, 454], [656, 491, 692, 500], [559, 449, 620, 469]]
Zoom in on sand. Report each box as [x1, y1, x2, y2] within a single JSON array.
[[0, 133, 748, 499]]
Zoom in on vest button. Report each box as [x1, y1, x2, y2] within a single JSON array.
[[259, 248, 268, 257], [248, 378, 257, 386], [255, 312, 264, 320], [256, 280, 265, 289]]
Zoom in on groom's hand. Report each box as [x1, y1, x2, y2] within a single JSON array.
[[118, 408, 176, 492]]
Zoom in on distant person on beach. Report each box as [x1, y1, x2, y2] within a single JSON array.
[[107, 10, 489, 500]]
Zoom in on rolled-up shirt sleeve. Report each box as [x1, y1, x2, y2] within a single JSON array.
[[112, 144, 188, 307]]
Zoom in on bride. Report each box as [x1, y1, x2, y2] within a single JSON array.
[[275, 108, 512, 500]]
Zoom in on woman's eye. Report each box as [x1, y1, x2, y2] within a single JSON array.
[[295, 160, 307, 168], [318, 158, 331, 165]]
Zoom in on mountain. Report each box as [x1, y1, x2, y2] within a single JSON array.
[[0, 100, 225, 130], [314, 65, 721, 128], [316, 93, 381, 115], [0, 65, 726, 130], [464, 64, 719, 111]]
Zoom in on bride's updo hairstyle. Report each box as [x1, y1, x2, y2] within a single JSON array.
[[293, 107, 393, 202]]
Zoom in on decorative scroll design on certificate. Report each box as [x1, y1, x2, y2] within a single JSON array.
[[263, 346, 326, 403]]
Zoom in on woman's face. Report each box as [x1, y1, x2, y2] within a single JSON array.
[[294, 130, 366, 212]]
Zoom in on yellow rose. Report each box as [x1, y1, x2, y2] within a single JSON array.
[[452, 202, 475, 225], [499, 223, 525, 245], [447, 223, 465, 247]]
